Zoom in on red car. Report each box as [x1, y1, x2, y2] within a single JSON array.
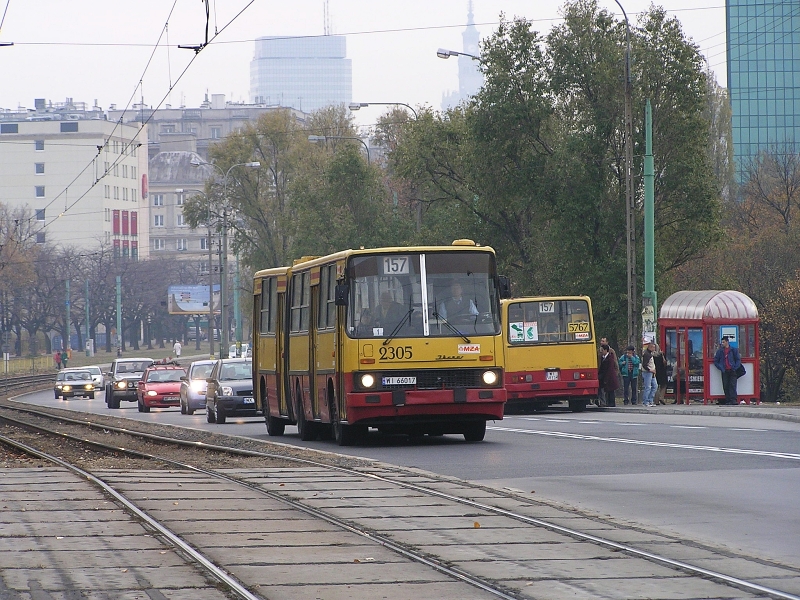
[[137, 365, 187, 413]]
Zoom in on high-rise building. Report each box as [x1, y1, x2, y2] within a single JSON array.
[[726, 0, 800, 178], [441, 2, 484, 110], [250, 36, 352, 113]]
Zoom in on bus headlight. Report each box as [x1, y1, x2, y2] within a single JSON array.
[[359, 373, 376, 389], [481, 370, 499, 386]]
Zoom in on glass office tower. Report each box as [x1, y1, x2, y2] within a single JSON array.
[[250, 36, 352, 113], [726, 0, 800, 180]]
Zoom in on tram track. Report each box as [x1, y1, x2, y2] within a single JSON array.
[[1, 400, 800, 599]]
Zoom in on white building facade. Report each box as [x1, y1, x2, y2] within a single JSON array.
[[0, 113, 148, 258], [250, 36, 352, 113]]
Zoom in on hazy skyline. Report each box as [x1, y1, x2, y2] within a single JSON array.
[[0, 1, 726, 128]]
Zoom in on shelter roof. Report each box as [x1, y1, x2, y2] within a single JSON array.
[[659, 290, 759, 321]]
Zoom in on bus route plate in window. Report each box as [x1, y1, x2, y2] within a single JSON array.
[[381, 256, 409, 275], [382, 376, 416, 386]]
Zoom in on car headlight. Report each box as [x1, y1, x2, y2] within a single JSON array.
[[85, 385, 94, 391], [221, 386, 234, 396], [359, 373, 376, 389], [190, 380, 206, 393], [146, 390, 158, 397], [115, 381, 127, 390], [62, 385, 72, 392], [482, 370, 499, 386]]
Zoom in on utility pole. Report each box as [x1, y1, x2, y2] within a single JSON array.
[[116, 276, 122, 356], [65, 280, 70, 352], [85, 280, 91, 356], [642, 99, 656, 342]]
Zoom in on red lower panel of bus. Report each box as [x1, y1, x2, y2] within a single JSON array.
[[505, 369, 597, 401]]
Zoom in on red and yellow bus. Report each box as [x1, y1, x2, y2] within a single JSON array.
[[253, 240, 508, 445], [502, 296, 598, 412]]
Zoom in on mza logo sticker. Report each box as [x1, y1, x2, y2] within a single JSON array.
[[458, 344, 480, 354]]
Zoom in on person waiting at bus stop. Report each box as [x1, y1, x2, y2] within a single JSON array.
[[439, 281, 478, 319], [713, 336, 741, 405], [618, 345, 640, 405], [598, 344, 619, 407]]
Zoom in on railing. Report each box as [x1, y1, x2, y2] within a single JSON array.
[[2, 355, 54, 375]]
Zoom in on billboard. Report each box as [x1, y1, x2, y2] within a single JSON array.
[[167, 285, 220, 315]]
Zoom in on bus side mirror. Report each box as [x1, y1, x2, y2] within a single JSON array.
[[498, 276, 511, 299], [335, 284, 349, 306]]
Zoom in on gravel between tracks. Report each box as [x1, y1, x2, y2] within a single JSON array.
[[0, 399, 374, 472]]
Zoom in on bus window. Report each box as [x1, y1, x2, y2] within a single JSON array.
[[507, 299, 592, 344]]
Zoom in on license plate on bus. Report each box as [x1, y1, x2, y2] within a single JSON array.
[[546, 371, 560, 381], [243, 397, 255, 404], [382, 376, 416, 386]]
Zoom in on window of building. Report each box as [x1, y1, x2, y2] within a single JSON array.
[[211, 127, 221, 139], [105, 208, 111, 222], [132, 188, 137, 201], [35, 186, 45, 198], [131, 166, 137, 179], [114, 186, 119, 200], [36, 232, 46, 244], [60, 122, 78, 133], [35, 163, 45, 175], [154, 215, 164, 227], [104, 185, 110, 199], [35, 209, 45, 221], [200, 261, 209, 274], [200, 237, 209, 250], [1, 123, 19, 133], [177, 214, 186, 227], [153, 194, 164, 206], [153, 239, 165, 251], [35, 140, 44, 151], [122, 165, 128, 178], [123, 188, 128, 201], [177, 238, 188, 251], [162, 125, 175, 133], [176, 192, 184, 206]]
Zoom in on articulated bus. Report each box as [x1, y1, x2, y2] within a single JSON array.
[[252, 240, 508, 445], [502, 296, 598, 412]]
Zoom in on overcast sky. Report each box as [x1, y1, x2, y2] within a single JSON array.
[[0, 0, 726, 128]]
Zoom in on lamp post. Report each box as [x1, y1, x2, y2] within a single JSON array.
[[436, 48, 479, 61], [191, 160, 260, 358], [308, 135, 370, 163], [176, 187, 215, 355], [612, 0, 636, 347], [349, 102, 418, 119]]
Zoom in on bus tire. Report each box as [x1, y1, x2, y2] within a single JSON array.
[[266, 414, 286, 436], [295, 384, 317, 441], [463, 420, 486, 442], [569, 399, 586, 413], [335, 421, 366, 446]]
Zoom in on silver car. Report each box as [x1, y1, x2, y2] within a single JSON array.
[[180, 360, 216, 415], [63, 366, 104, 390]]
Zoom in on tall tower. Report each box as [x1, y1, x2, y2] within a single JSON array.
[[441, 1, 484, 110]]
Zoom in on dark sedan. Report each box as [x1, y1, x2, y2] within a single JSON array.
[[205, 358, 257, 424]]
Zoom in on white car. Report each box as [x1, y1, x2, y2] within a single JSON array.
[[228, 343, 250, 358]]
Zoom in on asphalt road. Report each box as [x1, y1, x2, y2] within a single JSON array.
[[17, 387, 800, 571]]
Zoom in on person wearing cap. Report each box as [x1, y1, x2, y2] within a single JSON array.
[[713, 336, 742, 405], [641, 340, 657, 406], [618, 345, 640, 405]]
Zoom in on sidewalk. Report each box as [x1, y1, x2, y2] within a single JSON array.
[[604, 402, 800, 424]]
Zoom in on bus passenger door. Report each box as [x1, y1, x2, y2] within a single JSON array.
[[309, 274, 320, 419]]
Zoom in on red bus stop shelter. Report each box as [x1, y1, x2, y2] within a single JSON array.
[[659, 290, 760, 405]]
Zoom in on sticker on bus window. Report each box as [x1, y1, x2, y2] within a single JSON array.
[[509, 322, 524, 341], [382, 256, 409, 275], [568, 321, 590, 333], [372, 327, 384, 336], [574, 332, 590, 340], [524, 322, 538, 341]]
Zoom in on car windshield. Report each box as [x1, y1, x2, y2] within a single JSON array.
[[190, 364, 214, 380], [117, 361, 152, 374], [346, 251, 501, 339], [86, 366, 102, 375], [219, 361, 252, 380], [62, 371, 91, 381], [147, 369, 186, 383]]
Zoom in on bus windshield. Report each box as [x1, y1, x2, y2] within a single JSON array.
[[347, 251, 501, 339], [507, 299, 593, 344]]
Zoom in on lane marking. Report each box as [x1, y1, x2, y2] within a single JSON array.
[[487, 425, 800, 461], [670, 425, 707, 429]]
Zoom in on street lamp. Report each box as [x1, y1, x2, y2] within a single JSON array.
[[436, 48, 479, 61], [308, 135, 370, 164], [349, 102, 418, 119], [190, 159, 260, 358], [176, 187, 215, 356], [613, 0, 637, 346]]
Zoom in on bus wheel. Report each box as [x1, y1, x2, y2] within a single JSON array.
[[295, 386, 317, 441], [569, 399, 586, 413], [335, 421, 366, 446], [463, 420, 486, 442], [265, 414, 286, 436]]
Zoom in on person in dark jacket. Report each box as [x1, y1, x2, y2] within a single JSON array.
[[598, 343, 619, 407], [713, 336, 742, 405], [653, 343, 668, 405]]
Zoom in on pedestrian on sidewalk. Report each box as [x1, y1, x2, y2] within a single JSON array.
[[618, 345, 640, 405], [713, 336, 741, 405], [653, 343, 668, 404], [641, 340, 657, 406], [598, 344, 619, 407], [173, 340, 182, 359], [54, 350, 62, 370]]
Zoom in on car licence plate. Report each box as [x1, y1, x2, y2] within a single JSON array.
[[546, 371, 560, 381], [382, 376, 416, 386], [164, 396, 179, 402], [243, 397, 255, 404]]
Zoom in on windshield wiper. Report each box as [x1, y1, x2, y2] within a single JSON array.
[[432, 307, 471, 344], [383, 294, 414, 346]]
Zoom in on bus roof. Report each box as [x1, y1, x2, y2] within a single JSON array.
[[253, 241, 496, 279]]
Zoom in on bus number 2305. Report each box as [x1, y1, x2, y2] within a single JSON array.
[[379, 345, 413, 360]]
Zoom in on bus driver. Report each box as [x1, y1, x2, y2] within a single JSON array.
[[439, 281, 478, 320]]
